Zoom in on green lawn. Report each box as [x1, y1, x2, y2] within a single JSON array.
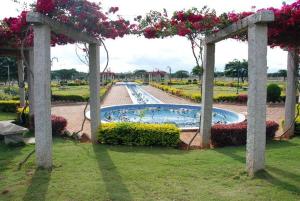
[[0, 112, 16, 121], [172, 84, 247, 96], [51, 85, 90, 97], [1, 138, 300, 201], [51, 85, 108, 98], [171, 83, 287, 97]]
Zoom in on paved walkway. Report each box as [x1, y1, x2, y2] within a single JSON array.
[[52, 85, 285, 146]]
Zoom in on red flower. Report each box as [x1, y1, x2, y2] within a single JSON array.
[[36, 0, 55, 14], [144, 27, 157, 38]]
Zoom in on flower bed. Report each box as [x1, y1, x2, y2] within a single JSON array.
[[98, 123, 180, 147], [211, 121, 279, 147], [17, 108, 67, 136], [150, 83, 248, 103]]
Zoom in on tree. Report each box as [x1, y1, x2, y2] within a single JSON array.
[[192, 65, 203, 77], [0, 57, 18, 84], [51, 68, 84, 80], [277, 69, 287, 81], [133, 69, 147, 79], [174, 70, 189, 80], [224, 59, 248, 82]]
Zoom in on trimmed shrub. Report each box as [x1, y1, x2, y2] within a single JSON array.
[[191, 94, 201, 102], [4, 86, 19, 96], [52, 94, 88, 102], [0, 100, 19, 112], [17, 108, 67, 136], [237, 94, 248, 103], [267, 84, 282, 102], [211, 121, 279, 147], [214, 94, 237, 102], [98, 123, 180, 147]]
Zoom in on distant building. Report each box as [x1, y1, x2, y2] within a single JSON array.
[[100, 71, 115, 85]]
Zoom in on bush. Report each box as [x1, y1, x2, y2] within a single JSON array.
[[211, 121, 279, 147], [237, 94, 248, 103], [192, 79, 198, 84], [0, 100, 19, 112], [267, 84, 282, 102], [4, 86, 19, 96], [52, 94, 88, 102], [17, 108, 67, 136], [98, 123, 180, 147]]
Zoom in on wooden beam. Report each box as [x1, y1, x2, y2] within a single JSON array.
[[205, 11, 274, 44], [26, 12, 100, 45]]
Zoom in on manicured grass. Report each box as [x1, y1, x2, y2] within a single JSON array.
[[1, 137, 300, 200], [51, 85, 90, 98], [172, 84, 247, 97], [51, 85, 108, 98], [171, 83, 286, 97], [0, 112, 16, 121]]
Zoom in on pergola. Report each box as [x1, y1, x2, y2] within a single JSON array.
[[0, 9, 296, 176], [200, 10, 298, 175]]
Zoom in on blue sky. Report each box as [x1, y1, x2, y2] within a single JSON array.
[[1, 0, 296, 73]]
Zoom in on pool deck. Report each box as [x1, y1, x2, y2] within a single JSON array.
[[52, 85, 285, 146]]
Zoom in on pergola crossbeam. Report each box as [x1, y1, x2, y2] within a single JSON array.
[[205, 11, 274, 44], [26, 12, 101, 45]]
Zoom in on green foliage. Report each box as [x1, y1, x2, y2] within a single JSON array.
[[0, 57, 18, 82], [51, 68, 88, 80], [267, 84, 282, 102], [192, 65, 203, 77], [52, 94, 88, 102], [173, 70, 189, 80], [224, 59, 248, 82], [0, 100, 19, 112], [98, 123, 180, 147], [3, 86, 19, 96]]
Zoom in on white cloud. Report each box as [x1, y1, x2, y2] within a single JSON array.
[[0, 0, 289, 73]]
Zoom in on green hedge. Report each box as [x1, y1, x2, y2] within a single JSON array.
[[0, 100, 19, 113], [151, 83, 285, 103], [51, 83, 112, 102], [98, 123, 180, 147]]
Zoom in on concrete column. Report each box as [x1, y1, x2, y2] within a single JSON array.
[[284, 50, 299, 136], [27, 49, 34, 116], [200, 43, 215, 148], [246, 24, 268, 176], [33, 25, 52, 169], [17, 59, 25, 107], [89, 44, 100, 143]]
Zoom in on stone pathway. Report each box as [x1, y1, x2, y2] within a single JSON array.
[[52, 84, 285, 146]]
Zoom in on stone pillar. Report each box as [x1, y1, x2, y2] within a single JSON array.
[[246, 23, 268, 176], [89, 44, 100, 143], [17, 59, 25, 107], [33, 25, 52, 169], [200, 43, 215, 148], [27, 49, 34, 116], [284, 50, 299, 136]]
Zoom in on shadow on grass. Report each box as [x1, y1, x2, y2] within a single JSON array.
[[23, 168, 51, 201], [256, 167, 300, 194], [213, 146, 245, 164], [93, 144, 133, 201], [213, 139, 299, 164]]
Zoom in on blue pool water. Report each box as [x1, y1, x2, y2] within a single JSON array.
[[100, 104, 245, 129], [86, 83, 245, 129]]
